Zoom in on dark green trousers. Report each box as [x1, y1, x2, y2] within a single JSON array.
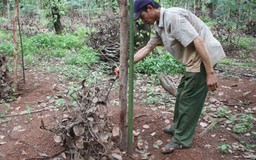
[[172, 64, 208, 147]]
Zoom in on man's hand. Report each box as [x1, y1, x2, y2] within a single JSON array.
[[114, 67, 120, 78], [207, 72, 218, 91]]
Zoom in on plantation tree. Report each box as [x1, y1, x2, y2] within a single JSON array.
[[86, 0, 90, 23], [194, 0, 200, 16], [119, 0, 129, 149], [12, 0, 20, 90], [44, 0, 64, 34]]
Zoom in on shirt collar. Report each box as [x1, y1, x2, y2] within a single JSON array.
[[158, 8, 165, 28]]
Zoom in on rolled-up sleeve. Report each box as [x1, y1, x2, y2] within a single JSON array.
[[147, 30, 163, 46]]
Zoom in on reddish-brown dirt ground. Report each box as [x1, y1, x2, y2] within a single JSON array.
[[0, 57, 255, 160]]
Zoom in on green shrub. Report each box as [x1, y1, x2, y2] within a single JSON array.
[[135, 48, 185, 74], [65, 46, 99, 66], [232, 114, 254, 133], [0, 17, 8, 24], [74, 27, 95, 39], [0, 30, 13, 55], [236, 36, 256, 51], [0, 41, 13, 55]]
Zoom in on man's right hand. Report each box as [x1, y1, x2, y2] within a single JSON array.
[[114, 67, 119, 77]]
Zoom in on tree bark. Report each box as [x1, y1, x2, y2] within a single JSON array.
[[7, 0, 10, 22], [12, 0, 19, 91], [50, 0, 63, 35], [158, 73, 177, 97], [194, 0, 201, 16], [119, 0, 129, 150], [86, 0, 90, 24], [37, 0, 40, 20]]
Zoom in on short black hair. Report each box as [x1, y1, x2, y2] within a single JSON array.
[[141, 1, 161, 12]]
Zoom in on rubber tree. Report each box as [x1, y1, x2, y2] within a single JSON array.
[[12, 0, 20, 90], [45, 0, 64, 34], [119, 0, 129, 149]]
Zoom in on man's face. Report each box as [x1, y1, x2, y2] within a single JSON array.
[[140, 7, 156, 24]]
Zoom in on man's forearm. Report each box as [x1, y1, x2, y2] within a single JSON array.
[[193, 36, 214, 74], [133, 44, 155, 64]]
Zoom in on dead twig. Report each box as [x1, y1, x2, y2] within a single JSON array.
[[25, 149, 66, 160], [199, 118, 226, 137], [1, 108, 49, 118], [134, 114, 149, 120]]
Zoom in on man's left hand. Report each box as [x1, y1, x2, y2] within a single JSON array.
[[207, 72, 218, 91]]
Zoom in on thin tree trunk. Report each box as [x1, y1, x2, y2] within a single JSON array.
[[37, 0, 40, 20], [50, 0, 63, 35], [236, 0, 240, 29], [202, 0, 205, 16], [18, 9, 25, 84], [7, 0, 10, 22], [119, 0, 129, 150], [79, 0, 84, 19], [194, 0, 200, 16], [12, 0, 19, 91], [86, 0, 90, 24]]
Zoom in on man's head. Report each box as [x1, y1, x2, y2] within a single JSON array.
[[134, 0, 161, 24]]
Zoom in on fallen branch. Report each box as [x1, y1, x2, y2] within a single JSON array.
[[1, 108, 49, 118], [134, 114, 149, 120], [199, 118, 226, 137], [25, 149, 66, 160], [158, 73, 177, 97]]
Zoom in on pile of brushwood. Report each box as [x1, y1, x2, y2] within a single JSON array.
[[0, 55, 12, 99], [53, 79, 122, 160], [88, 14, 120, 62]]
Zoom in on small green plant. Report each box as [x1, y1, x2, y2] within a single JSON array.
[[218, 144, 231, 153], [135, 48, 185, 75], [236, 36, 256, 51], [0, 118, 12, 124], [144, 85, 164, 105], [0, 109, 8, 117], [55, 98, 65, 108], [21, 105, 32, 123], [0, 103, 11, 117], [0, 41, 13, 55], [65, 46, 99, 66], [232, 114, 254, 133], [216, 106, 230, 118], [219, 58, 253, 68]]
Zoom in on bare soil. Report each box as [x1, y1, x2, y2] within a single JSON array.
[[0, 57, 255, 160]]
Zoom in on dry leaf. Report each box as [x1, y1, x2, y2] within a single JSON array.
[[164, 119, 170, 124], [150, 132, 156, 136], [200, 122, 208, 128], [38, 152, 48, 157], [75, 137, 84, 149], [73, 124, 85, 136], [112, 153, 122, 160], [99, 133, 111, 143], [142, 125, 150, 129], [61, 152, 67, 159], [0, 142, 6, 145], [133, 130, 140, 137], [0, 135, 4, 140], [137, 139, 144, 150], [21, 150, 27, 155], [112, 126, 120, 137], [54, 135, 62, 143]]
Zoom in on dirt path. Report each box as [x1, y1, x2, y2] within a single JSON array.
[[0, 64, 255, 160]]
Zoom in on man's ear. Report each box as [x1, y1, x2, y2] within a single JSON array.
[[147, 5, 154, 10]]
